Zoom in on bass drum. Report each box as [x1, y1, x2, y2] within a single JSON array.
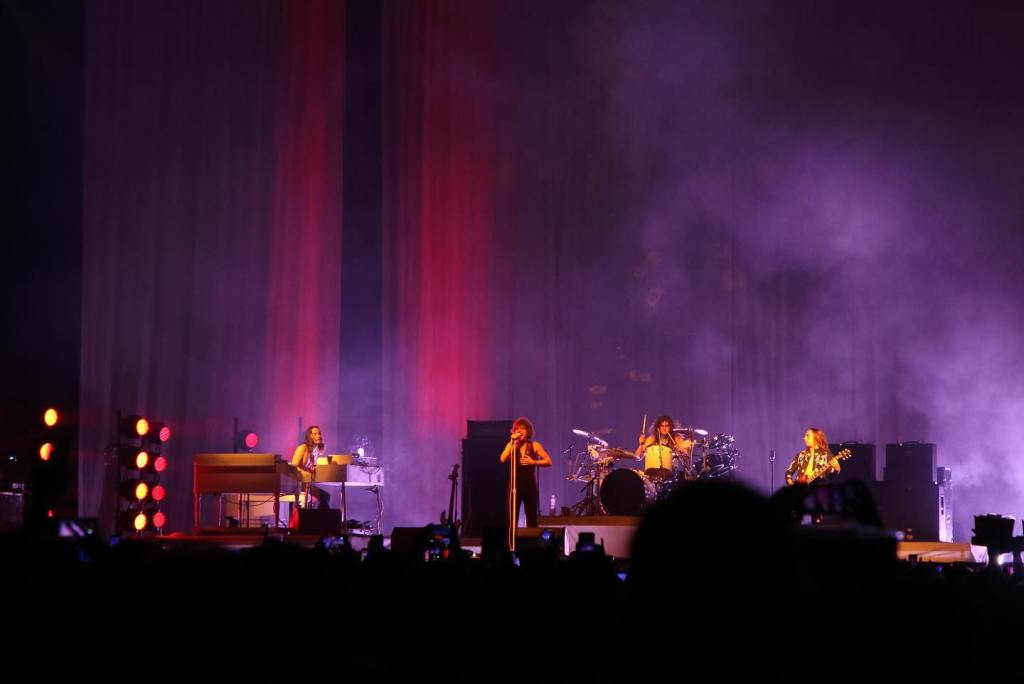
[[599, 469, 656, 516]]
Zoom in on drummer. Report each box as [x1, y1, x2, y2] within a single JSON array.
[[635, 415, 693, 480]]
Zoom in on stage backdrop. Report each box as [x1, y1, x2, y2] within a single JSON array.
[[80, 0, 345, 530], [81, 0, 1024, 537]]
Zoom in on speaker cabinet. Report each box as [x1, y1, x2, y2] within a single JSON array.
[[290, 509, 342, 536], [0, 492, 25, 533], [873, 480, 952, 542], [461, 420, 513, 538], [884, 442, 937, 485], [828, 442, 878, 483]]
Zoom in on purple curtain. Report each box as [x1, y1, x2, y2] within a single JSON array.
[[80, 0, 1024, 535]]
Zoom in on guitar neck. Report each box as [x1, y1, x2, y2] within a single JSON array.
[[446, 467, 459, 526]]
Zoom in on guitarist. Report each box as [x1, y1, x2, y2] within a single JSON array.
[[785, 427, 842, 486]]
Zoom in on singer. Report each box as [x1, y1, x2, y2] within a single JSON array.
[[500, 417, 552, 535]]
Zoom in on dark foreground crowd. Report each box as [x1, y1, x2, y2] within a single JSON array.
[[3, 479, 1021, 681]]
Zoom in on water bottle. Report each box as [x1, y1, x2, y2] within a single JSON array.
[[549, 494, 557, 516]]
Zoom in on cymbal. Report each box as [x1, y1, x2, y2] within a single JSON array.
[[572, 428, 609, 447], [673, 427, 709, 437], [597, 447, 638, 460]]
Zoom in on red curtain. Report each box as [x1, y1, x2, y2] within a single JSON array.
[[382, 1, 498, 525], [264, 0, 346, 450]]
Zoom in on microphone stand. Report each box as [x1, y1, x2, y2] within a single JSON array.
[[307, 458, 316, 510], [769, 449, 776, 494], [508, 437, 518, 552]]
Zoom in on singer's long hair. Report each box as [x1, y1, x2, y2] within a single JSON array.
[[303, 425, 325, 454], [513, 417, 534, 440]]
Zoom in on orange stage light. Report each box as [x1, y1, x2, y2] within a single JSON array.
[[43, 408, 59, 427]]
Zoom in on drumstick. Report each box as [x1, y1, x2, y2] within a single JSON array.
[[641, 414, 647, 437]]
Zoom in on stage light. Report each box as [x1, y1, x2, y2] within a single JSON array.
[[117, 448, 150, 470], [146, 421, 171, 444], [119, 415, 149, 438], [118, 507, 161, 534], [120, 479, 149, 501], [234, 429, 259, 452], [28, 404, 79, 527], [116, 411, 170, 535]]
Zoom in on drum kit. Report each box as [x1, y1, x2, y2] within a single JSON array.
[[568, 425, 739, 516]]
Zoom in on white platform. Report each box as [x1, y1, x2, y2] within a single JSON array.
[[896, 541, 987, 564]]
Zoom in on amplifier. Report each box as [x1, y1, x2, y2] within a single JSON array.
[[291, 508, 342, 536], [828, 442, 878, 483], [884, 443, 937, 485], [0, 492, 25, 532]]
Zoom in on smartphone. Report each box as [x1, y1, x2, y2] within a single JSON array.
[[576, 531, 596, 553], [424, 524, 453, 561]]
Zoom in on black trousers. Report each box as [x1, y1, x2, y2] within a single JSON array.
[[507, 473, 539, 529]]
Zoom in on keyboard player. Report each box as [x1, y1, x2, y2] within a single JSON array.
[[291, 425, 331, 509]]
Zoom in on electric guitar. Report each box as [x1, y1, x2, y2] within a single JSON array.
[[440, 464, 461, 531], [795, 448, 852, 485]]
